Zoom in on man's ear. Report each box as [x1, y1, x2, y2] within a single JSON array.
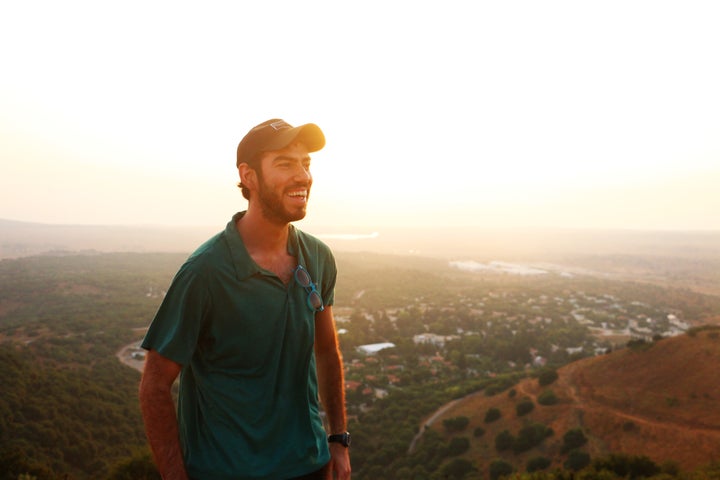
[[238, 163, 258, 191]]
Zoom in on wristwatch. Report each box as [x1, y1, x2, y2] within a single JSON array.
[[327, 431, 351, 447]]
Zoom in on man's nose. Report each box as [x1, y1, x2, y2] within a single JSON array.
[[294, 165, 312, 182]]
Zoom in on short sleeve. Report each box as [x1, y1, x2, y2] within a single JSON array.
[[141, 261, 210, 366]]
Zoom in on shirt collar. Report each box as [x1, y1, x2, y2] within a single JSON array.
[[225, 211, 301, 281]]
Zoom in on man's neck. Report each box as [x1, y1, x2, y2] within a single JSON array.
[[236, 207, 290, 255]]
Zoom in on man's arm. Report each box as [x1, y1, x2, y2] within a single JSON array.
[[138, 349, 189, 480], [314, 306, 351, 479]]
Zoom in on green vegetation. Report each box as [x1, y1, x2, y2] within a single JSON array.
[[2, 251, 720, 479], [538, 368, 559, 386], [515, 397, 535, 417], [0, 253, 184, 479], [537, 389, 559, 405], [564, 449, 592, 471], [562, 428, 588, 453], [489, 459, 514, 480], [513, 423, 553, 453], [485, 407, 502, 423], [443, 416, 470, 433], [495, 430, 515, 452], [526, 456, 552, 472]]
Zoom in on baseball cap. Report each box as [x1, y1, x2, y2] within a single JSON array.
[[236, 119, 326, 167]]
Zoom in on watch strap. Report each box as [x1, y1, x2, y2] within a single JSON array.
[[327, 431, 351, 447]]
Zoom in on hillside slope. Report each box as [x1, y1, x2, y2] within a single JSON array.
[[427, 328, 720, 474]]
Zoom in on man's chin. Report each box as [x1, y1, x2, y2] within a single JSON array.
[[261, 207, 307, 225], [289, 209, 308, 222]]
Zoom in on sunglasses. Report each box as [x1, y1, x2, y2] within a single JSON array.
[[294, 265, 324, 312]]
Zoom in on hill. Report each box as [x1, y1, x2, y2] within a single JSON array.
[[426, 328, 720, 476], [2, 250, 720, 478]]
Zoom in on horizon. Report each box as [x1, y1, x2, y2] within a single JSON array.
[[3, 216, 719, 265], [2, 1, 719, 231], [3, 215, 720, 233]]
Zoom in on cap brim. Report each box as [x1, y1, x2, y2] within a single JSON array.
[[264, 123, 326, 153]]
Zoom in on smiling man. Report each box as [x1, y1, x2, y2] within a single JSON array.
[[139, 119, 351, 480]]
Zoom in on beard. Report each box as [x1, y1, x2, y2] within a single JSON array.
[[256, 174, 310, 225]]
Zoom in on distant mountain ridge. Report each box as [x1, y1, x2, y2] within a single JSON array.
[[430, 328, 720, 472], [0, 218, 217, 259], [5, 218, 720, 300], [3, 218, 720, 261]]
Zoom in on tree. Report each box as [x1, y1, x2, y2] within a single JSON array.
[[447, 437, 470, 456], [527, 456, 552, 472], [538, 369, 559, 386], [484, 407, 501, 423], [495, 430, 515, 452], [440, 458, 477, 479], [443, 416, 470, 433], [516, 397, 535, 416], [592, 453, 660, 478], [107, 451, 160, 480], [565, 450, 591, 472], [537, 389, 558, 406], [488, 459, 513, 480], [513, 423, 553, 453], [562, 428, 588, 453]]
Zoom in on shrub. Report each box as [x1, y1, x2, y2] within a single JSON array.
[[538, 369, 559, 386], [473, 426, 486, 438], [484, 407, 501, 423], [489, 459, 513, 480], [562, 428, 588, 453], [527, 456, 552, 472], [494, 430, 515, 452], [627, 338, 652, 351], [447, 437, 470, 456], [592, 453, 661, 478], [565, 449, 591, 472], [516, 397, 534, 417], [513, 423, 553, 453], [537, 389, 558, 405], [108, 451, 161, 480], [443, 416, 470, 432], [440, 458, 477, 479]]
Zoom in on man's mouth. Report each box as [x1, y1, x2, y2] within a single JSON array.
[[287, 189, 308, 200]]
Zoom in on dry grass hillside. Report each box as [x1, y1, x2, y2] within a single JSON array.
[[425, 328, 720, 475]]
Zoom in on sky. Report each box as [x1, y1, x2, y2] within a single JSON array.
[[1, 0, 719, 231]]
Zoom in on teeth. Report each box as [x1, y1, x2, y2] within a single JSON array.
[[289, 191, 307, 197]]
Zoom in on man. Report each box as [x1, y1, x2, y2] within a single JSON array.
[[139, 119, 351, 480]]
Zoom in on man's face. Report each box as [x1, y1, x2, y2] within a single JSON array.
[[254, 142, 313, 224]]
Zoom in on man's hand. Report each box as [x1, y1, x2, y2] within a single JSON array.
[[329, 443, 351, 479]]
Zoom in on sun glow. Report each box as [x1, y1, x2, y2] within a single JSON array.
[[1, 1, 719, 231]]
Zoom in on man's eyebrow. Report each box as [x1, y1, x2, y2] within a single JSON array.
[[272, 154, 311, 163]]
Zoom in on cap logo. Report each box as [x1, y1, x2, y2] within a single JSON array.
[[269, 120, 292, 131]]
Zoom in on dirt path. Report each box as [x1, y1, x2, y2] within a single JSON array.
[[116, 336, 146, 373], [407, 390, 485, 454]]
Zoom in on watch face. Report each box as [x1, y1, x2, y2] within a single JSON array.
[[329, 432, 351, 447]]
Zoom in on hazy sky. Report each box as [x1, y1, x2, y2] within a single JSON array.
[[1, 1, 718, 231]]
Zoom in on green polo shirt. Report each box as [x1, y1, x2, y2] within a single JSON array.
[[142, 212, 336, 480]]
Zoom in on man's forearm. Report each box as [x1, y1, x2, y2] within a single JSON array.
[[139, 380, 189, 480], [316, 347, 347, 433]]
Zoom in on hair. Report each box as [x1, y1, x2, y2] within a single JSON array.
[[237, 152, 265, 200]]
